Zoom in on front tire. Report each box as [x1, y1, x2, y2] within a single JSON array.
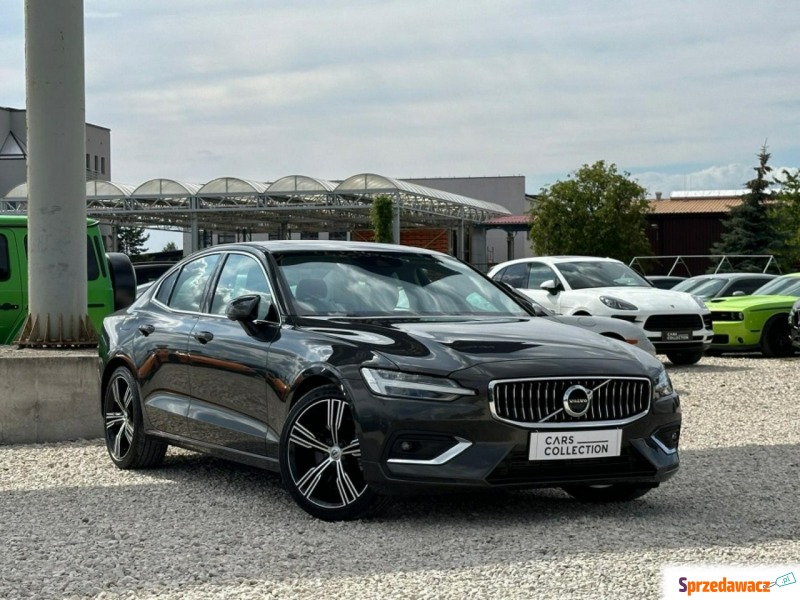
[[279, 385, 386, 521], [562, 483, 654, 503], [666, 350, 703, 365], [761, 315, 794, 357], [103, 366, 167, 469]]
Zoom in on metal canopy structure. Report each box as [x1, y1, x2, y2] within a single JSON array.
[[2, 172, 511, 239]]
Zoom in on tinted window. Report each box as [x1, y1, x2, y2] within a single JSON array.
[[87, 236, 100, 281], [167, 254, 220, 312], [496, 263, 529, 288], [729, 278, 773, 295], [210, 254, 272, 319], [0, 235, 9, 281], [275, 251, 528, 317], [155, 270, 179, 305], [527, 263, 559, 288], [557, 261, 650, 289]]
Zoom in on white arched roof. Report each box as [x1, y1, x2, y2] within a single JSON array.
[[268, 175, 336, 193], [336, 173, 508, 213], [197, 177, 268, 195], [131, 179, 201, 197]]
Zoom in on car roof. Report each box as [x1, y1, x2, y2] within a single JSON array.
[[492, 255, 622, 269], [684, 273, 777, 281], [192, 240, 449, 257]]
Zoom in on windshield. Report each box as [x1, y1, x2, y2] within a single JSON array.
[[273, 250, 530, 318], [751, 276, 800, 297], [557, 261, 651, 289], [672, 277, 726, 299]]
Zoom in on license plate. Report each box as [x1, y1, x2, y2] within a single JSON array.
[[529, 430, 622, 461], [663, 331, 691, 341]]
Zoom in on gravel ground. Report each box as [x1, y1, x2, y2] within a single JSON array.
[[1, 355, 799, 600]]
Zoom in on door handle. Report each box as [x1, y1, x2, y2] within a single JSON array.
[[193, 331, 214, 344], [0, 303, 20, 311], [138, 324, 155, 336]]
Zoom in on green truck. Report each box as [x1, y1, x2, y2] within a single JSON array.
[[0, 215, 135, 345]]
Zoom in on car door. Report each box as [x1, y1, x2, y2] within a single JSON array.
[[134, 254, 221, 437], [186, 252, 279, 458], [0, 229, 24, 344]]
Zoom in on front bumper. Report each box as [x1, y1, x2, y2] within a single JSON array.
[[708, 319, 761, 351], [344, 376, 681, 495]]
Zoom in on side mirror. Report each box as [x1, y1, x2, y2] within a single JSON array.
[[540, 279, 560, 294], [731, 290, 745, 296], [226, 294, 260, 322]]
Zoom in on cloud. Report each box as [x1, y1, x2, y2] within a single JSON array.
[[3, 0, 800, 202]]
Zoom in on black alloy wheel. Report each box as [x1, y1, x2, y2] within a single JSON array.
[[761, 316, 794, 358], [562, 483, 654, 503], [279, 385, 386, 521], [103, 367, 167, 469]]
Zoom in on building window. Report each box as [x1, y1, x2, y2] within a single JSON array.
[[300, 232, 319, 240], [100, 157, 105, 174], [328, 232, 348, 241], [94, 155, 98, 172], [85, 154, 90, 169], [218, 233, 236, 244]]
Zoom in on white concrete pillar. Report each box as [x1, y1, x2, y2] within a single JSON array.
[[20, 0, 91, 346]]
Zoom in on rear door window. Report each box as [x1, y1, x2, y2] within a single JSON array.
[[0, 234, 9, 281], [166, 254, 221, 313]]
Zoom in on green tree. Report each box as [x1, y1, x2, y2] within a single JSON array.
[[711, 146, 784, 271], [529, 161, 652, 261], [162, 241, 178, 252], [371, 194, 394, 243], [116, 226, 150, 258], [769, 168, 800, 270]]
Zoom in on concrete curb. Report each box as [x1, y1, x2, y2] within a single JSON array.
[[0, 347, 102, 444]]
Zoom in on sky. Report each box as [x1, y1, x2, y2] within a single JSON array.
[[2, 0, 800, 251]]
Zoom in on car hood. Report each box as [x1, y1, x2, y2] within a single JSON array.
[[571, 287, 704, 311], [302, 316, 657, 375], [707, 294, 800, 311]]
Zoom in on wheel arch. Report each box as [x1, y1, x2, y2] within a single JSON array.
[[100, 355, 137, 413], [288, 373, 342, 410]]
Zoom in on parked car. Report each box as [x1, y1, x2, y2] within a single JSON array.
[[790, 299, 800, 351], [488, 256, 713, 365], [645, 275, 687, 290], [671, 273, 777, 301], [498, 283, 657, 356], [99, 241, 681, 521], [705, 273, 800, 357], [0, 215, 135, 344]]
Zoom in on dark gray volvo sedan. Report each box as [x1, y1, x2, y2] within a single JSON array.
[[99, 242, 681, 521]]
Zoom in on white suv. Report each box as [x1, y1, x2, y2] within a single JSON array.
[[489, 256, 713, 365]]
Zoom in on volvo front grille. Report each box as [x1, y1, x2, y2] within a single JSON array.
[[489, 376, 651, 428]]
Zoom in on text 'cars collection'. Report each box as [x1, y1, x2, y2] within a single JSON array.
[[99, 243, 683, 521]]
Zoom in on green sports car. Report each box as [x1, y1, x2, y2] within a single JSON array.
[[706, 273, 800, 357]]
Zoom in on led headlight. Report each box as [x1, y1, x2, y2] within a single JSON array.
[[653, 368, 674, 399], [600, 296, 638, 311], [361, 368, 476, 401]]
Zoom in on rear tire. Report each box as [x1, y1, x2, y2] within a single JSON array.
[[279, 385, 387, 521], [103, 367, 167, 469], [562, 483, 654, 503], [761, 315, 794, 357], [666, 350, 703, 365]]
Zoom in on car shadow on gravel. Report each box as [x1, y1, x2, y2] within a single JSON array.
[[1, 441, 798, 599]]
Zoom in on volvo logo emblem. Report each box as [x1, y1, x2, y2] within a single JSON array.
[[563, 385, 593, 417]]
